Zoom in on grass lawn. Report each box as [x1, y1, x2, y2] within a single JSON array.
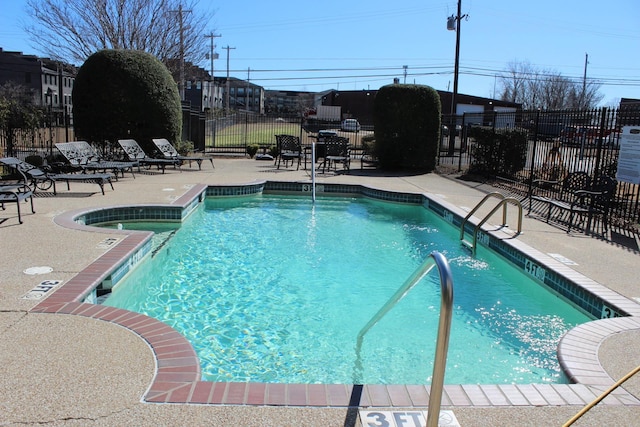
[[212, 123, 303, 147]]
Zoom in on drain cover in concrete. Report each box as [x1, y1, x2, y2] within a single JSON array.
[[23, 266, 53, 275]]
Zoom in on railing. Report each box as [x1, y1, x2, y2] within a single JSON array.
[[439, 106, 640, 234], [460, 192, 523, 255], [354, 251, 454, 427]]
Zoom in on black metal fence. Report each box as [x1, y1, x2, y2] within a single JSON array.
[[204, 111, 372, 156], [439, 106, 640, 233], [3, 103, 639, 233]]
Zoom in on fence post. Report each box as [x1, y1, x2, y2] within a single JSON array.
[[244, 111, 248, 150], [526, 110, 541, 203], [593, 107, 608, 183], [457, 114, 466, 172]]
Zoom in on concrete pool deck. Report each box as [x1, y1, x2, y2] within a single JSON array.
[[1, 156, 639, 426]]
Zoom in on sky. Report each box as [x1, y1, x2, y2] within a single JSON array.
[[1, 0, 639, 106]]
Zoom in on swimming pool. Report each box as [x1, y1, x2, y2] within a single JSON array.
[[101, 193, 591, 385]]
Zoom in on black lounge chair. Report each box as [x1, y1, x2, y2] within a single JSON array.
[[0, 182, 34, 224], [151, 138, 214, 170], [0, 157, 114, 195], [55, 141, 138, 179], [117, 139, 180, 173]]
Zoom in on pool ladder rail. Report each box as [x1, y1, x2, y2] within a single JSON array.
[[354, 251, 454, 427], [459, 192, 523, 255]]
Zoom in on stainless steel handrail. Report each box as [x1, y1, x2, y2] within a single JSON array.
[[469, 197, 523, 255], [460, 192, 523, 255], [459, 192, 507, 241], [354, 251, 454, 427]]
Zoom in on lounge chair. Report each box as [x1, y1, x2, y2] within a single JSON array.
[[0, 157, 114, 195], [151, 138, 214, 170], [0, 182, 34, 224], [274, 134, 302, 170], [117, 139, 180, 173], [55, 141, 138, 179]]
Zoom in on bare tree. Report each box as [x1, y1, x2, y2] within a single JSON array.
[[24, 0, 213, 75], [499, 61, 536, 107], [499, 60, 604, 109]]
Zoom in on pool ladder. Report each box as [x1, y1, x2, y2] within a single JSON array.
[[355, 251, 454, 427], [460, 192, 523, 256]]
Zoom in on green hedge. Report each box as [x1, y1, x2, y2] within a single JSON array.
[[469, 127, 528, 178], [373, 84, 441, 171], [73, 49, 182, 153]]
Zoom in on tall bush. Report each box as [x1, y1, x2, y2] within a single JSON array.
[[373, 84, 441, 171], [73, 49, 181, 153], [0, 82, 44, 156], [469, 127, 528, 178]]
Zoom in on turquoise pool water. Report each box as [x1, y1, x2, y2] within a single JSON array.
[[103, 195, 591, 385]]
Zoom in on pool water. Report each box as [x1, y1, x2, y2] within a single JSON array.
[[103, 195, 591, 385]]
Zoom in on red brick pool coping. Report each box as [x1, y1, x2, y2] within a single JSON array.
[[34, 183, 640, 408]]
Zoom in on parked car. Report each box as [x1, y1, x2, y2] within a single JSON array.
[[560, 126, 609, 147], [341, 119, 361, 132], [442, 124, 462, 136]]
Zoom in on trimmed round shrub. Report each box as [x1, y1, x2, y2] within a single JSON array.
[[73, 49, 181, 152], [373, 84, 441, 171]]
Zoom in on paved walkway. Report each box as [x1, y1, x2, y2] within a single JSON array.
[[1, 157, 639, 426]]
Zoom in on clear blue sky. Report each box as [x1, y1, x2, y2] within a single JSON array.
[[1, 0, 639, 106]]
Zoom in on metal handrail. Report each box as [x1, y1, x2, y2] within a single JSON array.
[[459, 192, 507, 241], [354, 251, 454, 427], [469, 197, 523, 255], [460, 192, 523, 255]]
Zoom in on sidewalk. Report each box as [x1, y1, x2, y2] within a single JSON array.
[[1, 157, 639, 426]]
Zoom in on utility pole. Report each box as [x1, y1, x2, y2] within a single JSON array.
[[171, 4, 192, 101], [446, 0, 468, 156], [204, 32, 221, 79], [403, 65, 408, 84], [582, 52, 589, 108], [222, 46, 235, 114]]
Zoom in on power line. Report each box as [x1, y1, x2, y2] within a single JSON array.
[[216, 63, 640, 88]]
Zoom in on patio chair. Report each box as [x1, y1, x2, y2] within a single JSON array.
[[0, 182, 34, 224], [528, 171, 591, 222], [55, 141, 138, 179], [0, 157, 114, 195], [566, 175, 617, 234], [117, 139, 180, 173], [322, 136, 350, 173], [274, 134, 302, 170], [151, 138, 214, 170], [528, 171, 616, 234]]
